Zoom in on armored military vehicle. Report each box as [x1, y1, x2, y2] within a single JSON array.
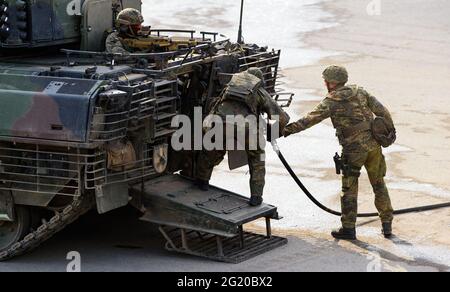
[[0, 0, 293, 263]]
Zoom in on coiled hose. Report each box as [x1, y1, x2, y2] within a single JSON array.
[[271, 141, 450, 217]]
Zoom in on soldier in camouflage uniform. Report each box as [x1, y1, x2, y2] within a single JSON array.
[[105, 8, 144, 54], [196, 68, 290, 206], [284, 65, 395, 240]]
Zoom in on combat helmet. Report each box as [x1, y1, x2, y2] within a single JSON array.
[[247, 67, 265, 83], [116, 8, 144, 28], [322, 65, 349, 84]]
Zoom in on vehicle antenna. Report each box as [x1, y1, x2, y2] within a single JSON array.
[[237, 0, 245, 44]]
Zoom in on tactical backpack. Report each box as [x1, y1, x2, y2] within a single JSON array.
[[220, 71, 263, 115], [372, 117, 397, 148]]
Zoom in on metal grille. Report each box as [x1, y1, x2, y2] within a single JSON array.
[[149, 80, 179, 139], [84, 143, 157, 190], [89, 79, 179, 143], [239, 49, 294, 108], [0, 141, 163, 197], [160, 228, 288, 264], [239, 50, 281, 94], [0, 143, 84, 197]]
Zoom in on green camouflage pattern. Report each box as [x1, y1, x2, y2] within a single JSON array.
[[341, 147, 394, 228], [284, 83, 394, 227], [322, 65, 349, 84], [106, 5, 144, 54], [196, 130, 266, 197], [105, 31, 131, 55], [219, 71, 264, 116], [116, 8, 144, 27], [284, 85, 393, 152], [0, 73, 104, 142], [217, 72, 290, 129], [0, 0, 292, 259], [197, 72, 290, 197]]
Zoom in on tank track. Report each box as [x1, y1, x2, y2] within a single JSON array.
[[0, 196, 94, 261]]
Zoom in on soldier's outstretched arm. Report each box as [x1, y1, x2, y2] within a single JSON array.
[[365, 90, 394, 127], [284, 99, 331, 137], [257, 88, 290, 130]]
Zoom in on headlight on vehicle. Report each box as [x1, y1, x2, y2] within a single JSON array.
[[153, 144, 168, 174]]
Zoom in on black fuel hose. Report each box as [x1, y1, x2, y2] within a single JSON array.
[[272, 142, 450, 217]]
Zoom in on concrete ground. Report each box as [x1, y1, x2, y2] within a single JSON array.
[[0, 207, 446, 272]]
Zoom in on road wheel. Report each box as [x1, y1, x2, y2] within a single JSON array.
[[0, 205, 31, 252]]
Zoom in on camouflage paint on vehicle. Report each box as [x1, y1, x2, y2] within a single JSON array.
[[0, 74, 104, 142], [0, 0, 292, 261]]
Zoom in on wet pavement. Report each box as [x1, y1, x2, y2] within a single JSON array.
[[0, 207, 445, 272]]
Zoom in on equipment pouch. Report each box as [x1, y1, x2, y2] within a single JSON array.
[[106, 140, 137, 172], [334, 153, 342, 175], [334, 153, 361, 178]]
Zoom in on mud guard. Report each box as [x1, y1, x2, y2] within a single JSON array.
[[95, 182, 129, 214]]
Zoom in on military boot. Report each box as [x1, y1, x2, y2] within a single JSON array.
[[249, 195, 263, 207], [331, 227, 357, 240], [195, 179, 210, 191], [382, 222, 393, 238]]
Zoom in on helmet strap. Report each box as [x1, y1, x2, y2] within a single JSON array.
[[119, 25, 129, 34]]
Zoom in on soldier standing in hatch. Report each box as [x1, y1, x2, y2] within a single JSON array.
[[196, 68, 290, 207], [283, 66, 396, 240], [105, 8, 144, 54]]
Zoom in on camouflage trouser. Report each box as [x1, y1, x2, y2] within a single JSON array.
[[341, 147, 394, 229], [196, 129, 266, 197]]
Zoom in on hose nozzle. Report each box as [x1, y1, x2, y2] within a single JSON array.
[[271, 140, 280, 154]]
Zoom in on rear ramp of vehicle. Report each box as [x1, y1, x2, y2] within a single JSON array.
[[130, 175, 287, 263]]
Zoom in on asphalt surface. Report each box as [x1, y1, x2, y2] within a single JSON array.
[[0, 207, 444, 272]]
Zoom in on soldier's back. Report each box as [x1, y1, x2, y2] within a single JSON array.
[[216, 100, 253, 119], [329, 85, 379, 152]]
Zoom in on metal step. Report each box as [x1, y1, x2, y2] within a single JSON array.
[[130, 174, 287, 263], [132, 174, 281, 237], [159, 226, 287, 264]]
